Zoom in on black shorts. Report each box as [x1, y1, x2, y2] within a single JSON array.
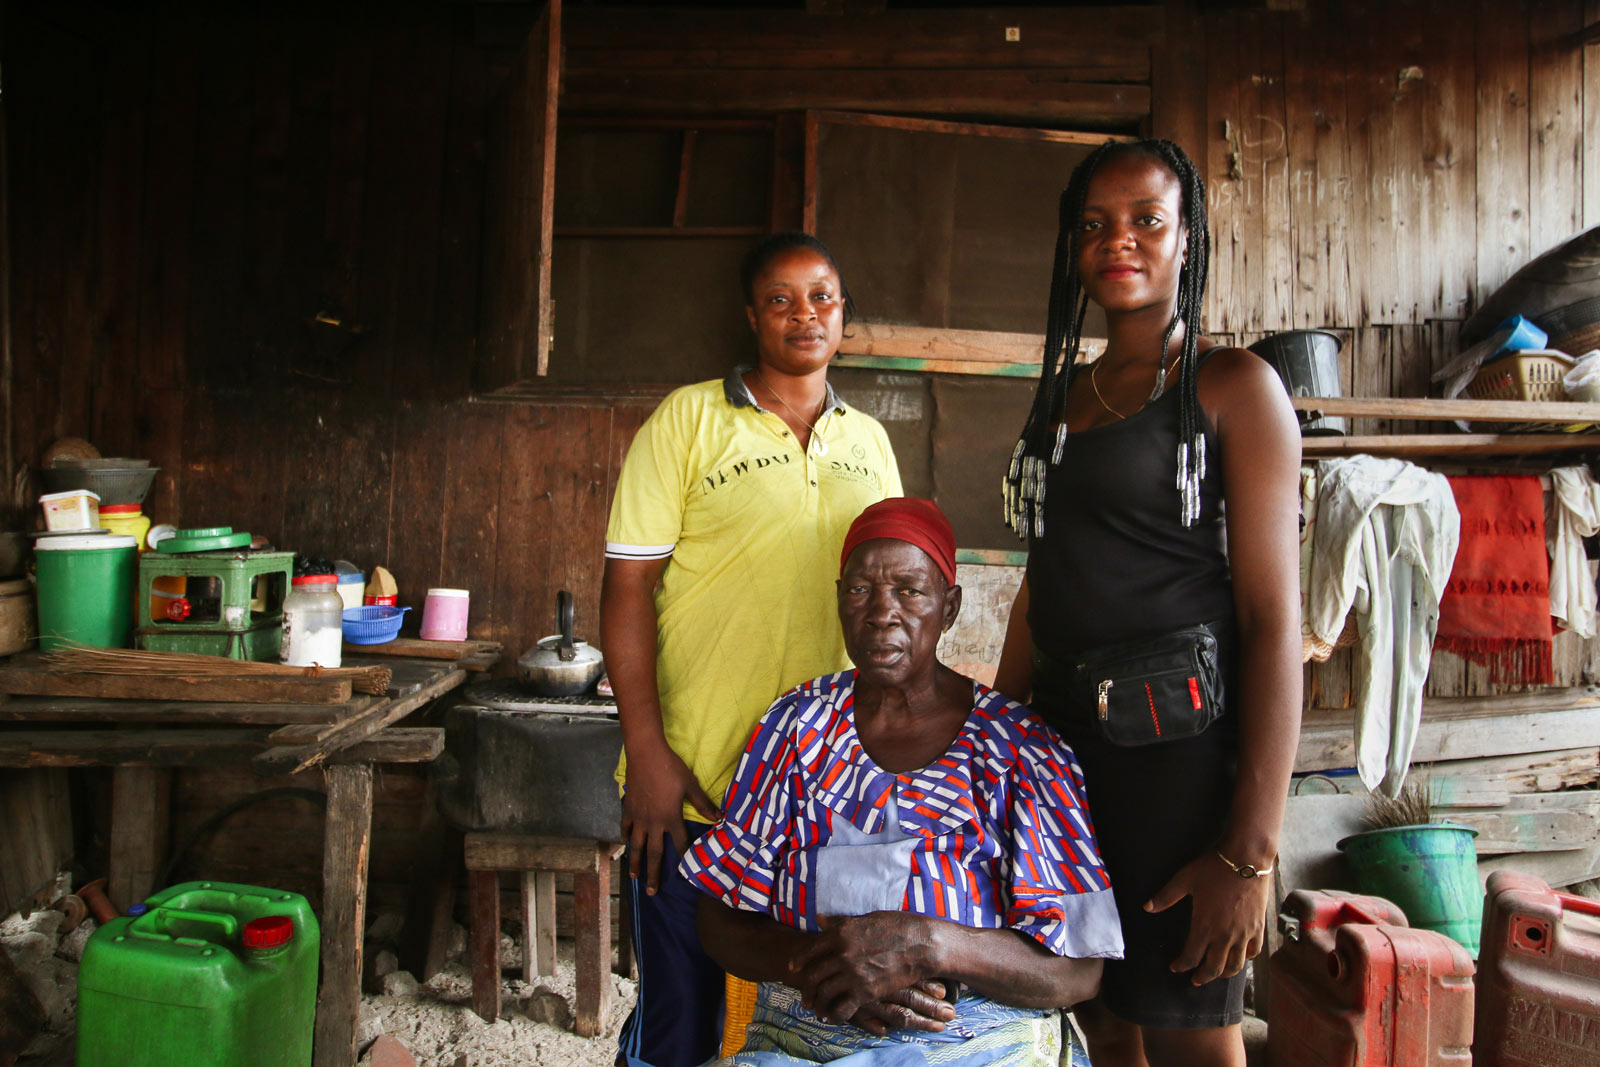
[[1033, 654, 1246, 1030]]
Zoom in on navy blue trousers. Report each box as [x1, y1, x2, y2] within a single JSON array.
[[617, 820, 725, 1067]]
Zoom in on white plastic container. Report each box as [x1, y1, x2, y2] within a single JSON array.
[[332, 561, 365, 611], [281, 574, 343, 668], [39, 489, 101, 531]]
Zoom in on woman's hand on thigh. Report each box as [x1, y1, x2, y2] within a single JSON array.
[[790, 912, 940, 1023], [849, 980, 957, 1036], [1145, 854, 1269, 985]]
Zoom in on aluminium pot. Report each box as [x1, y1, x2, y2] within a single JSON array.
[[516, 590, 605, 696]]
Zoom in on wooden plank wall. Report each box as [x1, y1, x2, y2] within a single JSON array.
[[1152, 0, 1600, 701], [8, 0, 1600, 900]]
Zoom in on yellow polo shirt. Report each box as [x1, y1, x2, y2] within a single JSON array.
[[606, 370, 902, 817]]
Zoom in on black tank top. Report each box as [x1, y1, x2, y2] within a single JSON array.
[[1026, 372, 1233, 656]]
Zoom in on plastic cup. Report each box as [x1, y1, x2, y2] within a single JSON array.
[[419, 587, 469, 641]]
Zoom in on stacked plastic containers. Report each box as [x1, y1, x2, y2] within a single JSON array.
[[1267, 889, 1475, 1066], [1475, 870, 1600, 1065], [76, 881, 319, 1067]]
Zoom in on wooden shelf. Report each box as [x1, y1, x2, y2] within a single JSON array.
[[1292, 396, 1600, 457]]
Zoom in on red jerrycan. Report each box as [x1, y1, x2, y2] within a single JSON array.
[[1474, 869, 1600, 1066], [1267, 888, 1475, 1066]]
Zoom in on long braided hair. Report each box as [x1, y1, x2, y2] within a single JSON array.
[[1003, 138, 1211, 538]]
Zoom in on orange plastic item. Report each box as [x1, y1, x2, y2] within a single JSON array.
[[1475, 870, 1600, 1066], [1268, 889, 1475, 1067]]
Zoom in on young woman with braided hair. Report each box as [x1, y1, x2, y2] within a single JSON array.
[[994, 140, 1302, 1066]]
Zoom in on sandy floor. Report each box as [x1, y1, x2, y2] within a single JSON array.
[[361, 947, 637, 1067]]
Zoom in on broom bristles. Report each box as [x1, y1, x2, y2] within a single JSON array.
[[40, 644, 391, 696]]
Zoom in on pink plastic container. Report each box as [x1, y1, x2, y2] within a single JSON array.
[[419, 587, 469, 641]]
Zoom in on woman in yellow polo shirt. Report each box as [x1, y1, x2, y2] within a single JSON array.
[[602, 232, 902, 1067]]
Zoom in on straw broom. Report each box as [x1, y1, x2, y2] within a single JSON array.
[[41, 645, 391, 696]]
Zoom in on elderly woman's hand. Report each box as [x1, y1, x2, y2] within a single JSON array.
[[849, 980, 956, 1036], [790, 911, 944, 1024]]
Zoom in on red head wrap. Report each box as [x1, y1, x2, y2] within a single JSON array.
[[839, 498, 957, 587]]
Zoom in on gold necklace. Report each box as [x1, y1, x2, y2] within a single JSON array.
[[1089, 359, 1133, 420], [755, 367, 829, 455]]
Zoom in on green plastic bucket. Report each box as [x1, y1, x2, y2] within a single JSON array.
[[77, 880, 319, 1067], [33, 534, 137, 651], [1338, 821, 1482, 956]]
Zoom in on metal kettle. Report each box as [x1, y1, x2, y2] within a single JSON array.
[[516, 590, 605, 696]]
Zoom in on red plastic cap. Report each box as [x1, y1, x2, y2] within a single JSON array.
[[241, 915, 295, 950], [100, 504, 142, 515], [292, 574, 338, 586]]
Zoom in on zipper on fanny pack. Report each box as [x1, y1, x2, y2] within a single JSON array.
[[1097, 679, 1113, 720]]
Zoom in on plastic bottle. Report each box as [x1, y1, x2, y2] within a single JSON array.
[[98, 504, 153, 551], [280, 574, 342, 668]]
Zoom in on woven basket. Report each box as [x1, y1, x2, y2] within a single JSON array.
[[1465, 350, 1576, 402], [722, 974, 759, 1056], [1553, 320, 1600, 358]]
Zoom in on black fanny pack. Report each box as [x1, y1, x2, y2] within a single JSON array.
[[1038, 623, 1227, 746]]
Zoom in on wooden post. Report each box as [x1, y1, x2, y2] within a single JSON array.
[[616, 857, 637, 980], [470, 870, 502, 1022], [573, 842, 611, 1037], [108, 766, 171, 911], [313, 763, 374, 1067], [522, 869, 557, 979]]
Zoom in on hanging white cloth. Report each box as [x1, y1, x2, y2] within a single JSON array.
[[1547, 466, 1600, 639], [1306, 456, 1460, 796]]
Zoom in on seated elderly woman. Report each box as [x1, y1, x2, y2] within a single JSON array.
[[679, 498, 1123, 1067]]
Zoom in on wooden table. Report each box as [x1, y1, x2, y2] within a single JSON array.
[[0, 653, 491, 1067]]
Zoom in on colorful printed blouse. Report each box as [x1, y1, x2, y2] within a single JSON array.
[[680, 671, 1124, 960]]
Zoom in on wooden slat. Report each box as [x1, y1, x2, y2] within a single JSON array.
[[1423, 0, 1477, 323], [340, 637, 503, 662], [476, 0, 560, 387], [807, 109, 1127, 146], [332, 728, 444, 765], [1586, 0, 1600, 229], [1445, 792, 1600, 854], [1474, 0, 1532, 301], [1295, 701, 1600, 772], [836, 322, 1109, 366], [0, 729, 274, 768], [313, 763, 373, 1067], [1288, 395, 1600, 422], [562, 6, 1168, 55], [1301, 434, 1600, 457], [0, 696, 347, 725], [562, 69, 1149, 126], [253, 667, 466, 775], [0, 667, 353, 705], [464, 832, 616, 874], [1529, 0, 1584, 264], [108, 766, 172, 912]]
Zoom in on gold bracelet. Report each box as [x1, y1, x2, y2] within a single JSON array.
[[1216, 849, 1274, 879]]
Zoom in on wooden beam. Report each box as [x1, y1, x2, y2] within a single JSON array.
[[1301, 434, 1600, 457], [1577, 19, 1600, 45], [1289, 395, 1600, 422], [0, 696, 347, 724], [254, 668, 466, 776], [561, 70, 1150, 127], [564, 7, 1167, 54], [837, 321, 1105, 365], [1295, 702, 1600, 772], [108, 766, 171, 912], [0, 729, 274, 768], [313, 763, 373, 1067], [0, 666, 353, 705]]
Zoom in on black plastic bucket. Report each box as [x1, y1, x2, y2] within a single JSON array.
[[1247, 329, 1347, 435]]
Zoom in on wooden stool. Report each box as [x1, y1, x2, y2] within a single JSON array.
[[464, 833, 625, 1037]]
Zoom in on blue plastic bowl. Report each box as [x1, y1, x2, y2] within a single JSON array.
[[342, 605, 409, 645]]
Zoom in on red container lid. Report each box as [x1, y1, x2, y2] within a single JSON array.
[[242, 915, 295, 950], [292, 574, 338, 586], [99, 503, 143, 515]]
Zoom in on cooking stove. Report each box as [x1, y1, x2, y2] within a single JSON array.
[[461, 678, 617, 716]]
